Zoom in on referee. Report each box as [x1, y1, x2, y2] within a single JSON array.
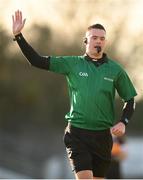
[[12, 10, 137, 179]]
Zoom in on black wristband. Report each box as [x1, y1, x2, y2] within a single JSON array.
[[13, 33, 22, 41], [120, 118, 129, 126]]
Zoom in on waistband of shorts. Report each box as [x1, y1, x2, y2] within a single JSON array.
[[66, 123, 111, 135]]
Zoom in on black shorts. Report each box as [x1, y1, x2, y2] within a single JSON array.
[[63, 124, 113, 177]]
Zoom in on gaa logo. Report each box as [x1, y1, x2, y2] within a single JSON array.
[[79, 72, 88, 77]]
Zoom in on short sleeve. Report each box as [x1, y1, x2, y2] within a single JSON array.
[[49, 56, 77, 75], [115, 70, 137, 101]]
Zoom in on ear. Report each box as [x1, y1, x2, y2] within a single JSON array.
[[84, 38, 87, 44]]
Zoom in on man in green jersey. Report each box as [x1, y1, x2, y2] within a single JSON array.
[[12, 10, 137, 179]]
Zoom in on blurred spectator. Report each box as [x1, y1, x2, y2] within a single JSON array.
[[106, 135, 127, 179]]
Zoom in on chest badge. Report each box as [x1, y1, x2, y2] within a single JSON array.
[[79, 72, 88, 77]]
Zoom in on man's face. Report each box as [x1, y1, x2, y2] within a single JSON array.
[[85, 28, 106, 56]]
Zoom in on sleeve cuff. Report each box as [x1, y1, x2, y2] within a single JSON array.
[[120, 118, 129, 126], [13, 33, 23, 41]]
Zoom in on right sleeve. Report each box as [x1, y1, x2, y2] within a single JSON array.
[[14, 33, 50, 70], [49, 56, 78, 75]]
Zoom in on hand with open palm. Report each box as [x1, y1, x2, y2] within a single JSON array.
[[12, 10, 26, 36]]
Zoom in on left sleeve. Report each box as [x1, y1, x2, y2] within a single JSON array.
[[115, 69, 137, 101]]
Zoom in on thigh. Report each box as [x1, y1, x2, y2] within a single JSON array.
[[92, 154, 111, 177], [63, 125, 113, 177], [106, 160, 121, 179], [90, 131, 113, 177], [87, 128, 113, 159], [63, 130, 92, 173]]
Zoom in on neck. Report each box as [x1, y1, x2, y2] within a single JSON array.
[[86, 52, 103, 60]]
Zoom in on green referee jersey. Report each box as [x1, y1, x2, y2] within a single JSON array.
[[49, 55, 137, 130]]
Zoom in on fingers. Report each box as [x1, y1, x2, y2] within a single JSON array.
[[23, 18, 26, 26], [16, 10, 20, 21], [111, 129, 123, 136], [19, 11, 22, 22], [15, 10, 18, 21], [12, 15, 14, 24], [110, 122, 125, 137], [12, 10, 22, 22]]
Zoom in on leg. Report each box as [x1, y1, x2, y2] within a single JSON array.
[[93, 176, 104, 179], [63, 125, 111, 179], [105, 160, 121, 179], [75, 170, 93, 179], [91, 130, 113, 179], [63, 126, 93, 179], [92, 156, 111, 179]]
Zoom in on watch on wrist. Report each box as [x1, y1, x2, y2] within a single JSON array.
[[13, 33, 22, 41], [121, 118, 129, 126]]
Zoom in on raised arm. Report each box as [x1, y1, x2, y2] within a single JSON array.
[[12, 10, 50, 70]]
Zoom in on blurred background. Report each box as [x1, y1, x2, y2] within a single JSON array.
[[0, 0, 143, 178]]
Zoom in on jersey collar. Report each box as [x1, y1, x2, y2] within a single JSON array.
[[84, 53, 108, 67]]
